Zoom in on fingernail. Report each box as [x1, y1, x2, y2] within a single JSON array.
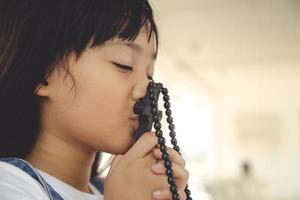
[[153, 190, 161, 198], [152, 163, 163, 171], [154, 148, 162, 155]]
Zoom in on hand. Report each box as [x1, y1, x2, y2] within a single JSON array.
[[104, 132, 171, 200], [151, 146, 190, 200]]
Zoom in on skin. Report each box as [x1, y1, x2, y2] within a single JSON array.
[[25, 26, 189, 199]]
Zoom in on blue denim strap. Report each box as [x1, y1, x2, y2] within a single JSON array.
[[0, 157, 63, 200], [90, 176, 104, 194]]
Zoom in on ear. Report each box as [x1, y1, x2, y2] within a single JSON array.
[[34, 81, 50, 97]]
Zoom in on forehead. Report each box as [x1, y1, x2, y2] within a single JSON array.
[[105, 29, 157, 59], [114, 29, 155, 48]]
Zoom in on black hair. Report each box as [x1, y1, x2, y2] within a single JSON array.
[[0, 0, 158, 179]]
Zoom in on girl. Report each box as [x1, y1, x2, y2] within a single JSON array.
[[0, 0, 189, 199]]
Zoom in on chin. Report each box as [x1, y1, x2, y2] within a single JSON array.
[[106, 138, 135, 155]]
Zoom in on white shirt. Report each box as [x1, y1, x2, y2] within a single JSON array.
[[0, 161, 104, 200]]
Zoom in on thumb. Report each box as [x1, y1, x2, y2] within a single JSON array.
[[126, 132, 158, 158]]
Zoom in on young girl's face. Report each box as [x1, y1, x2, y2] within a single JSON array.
[[39, 27, 156, 154]]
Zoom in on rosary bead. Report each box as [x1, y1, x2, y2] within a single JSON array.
[[171, 138, 177, 145], [169, 124, 175, 131], [167, 117, 173, 123], [185, 187, 191, 196], [150, 93, 155, 100], [166, 168, 173, 177], [172, 193, 180, 200], [160, 145, 167, 153], [162, 88, 168, 94], [166, 109, 172, 116], [158, 137, 165, 144], [155, 130, 163, 137], [153, 114, 158, 122], [164, 160, 172, 168], [157, 83, 163, 88], [162, 153, 169, 160], [151, 100, 158, 107], [170, 185, 178, 194], [163, 94, 170, 101], [151, 107, 158, 115], [154, 122, 161, 130], [170, 131, 176, 137], [164, 102, 171, 109], [149, 81, 154, 87], [168, 176, 175, 185], [174, 146, 180, 152]]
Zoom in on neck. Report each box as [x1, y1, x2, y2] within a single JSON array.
[[25, 131, 96, 193]]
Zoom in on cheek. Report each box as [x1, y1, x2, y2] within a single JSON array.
[[51, 70, 135, 153], [75, 86, 135, 153]]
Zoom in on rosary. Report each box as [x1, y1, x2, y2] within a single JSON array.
[[133, 80, 192, 200]]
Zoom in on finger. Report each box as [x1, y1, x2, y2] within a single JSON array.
[[179, 189, 187, 200], [152, 188, 187, 200], [152, 189, 171, 200], [151, 162, 189, 185], [152, 147, 186, 167], [126, 132, 158, 158]]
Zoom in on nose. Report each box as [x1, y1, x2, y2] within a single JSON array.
[[132, 75, 149, 102]]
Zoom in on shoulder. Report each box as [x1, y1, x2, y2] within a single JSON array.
[[0, 161, 49, 200]]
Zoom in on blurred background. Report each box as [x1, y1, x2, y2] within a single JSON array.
[[148, 0, 300, 199]]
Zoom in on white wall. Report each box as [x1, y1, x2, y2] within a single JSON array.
[[151, 0, 300, 199], [213, 65, 300, 199], [156, 56, 300, 200]]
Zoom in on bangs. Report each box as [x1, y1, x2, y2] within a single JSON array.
[[70, 0, 158, 55]]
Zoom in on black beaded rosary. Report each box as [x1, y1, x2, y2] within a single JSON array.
[[133, 80, 192, 200]]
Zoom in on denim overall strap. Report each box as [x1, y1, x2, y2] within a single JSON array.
[[0, 157, 63, 200], [90, 176, 104, 194]]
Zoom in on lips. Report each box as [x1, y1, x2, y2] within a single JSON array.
[[130, 114, 139, 120], [130, 116, 139, 130]]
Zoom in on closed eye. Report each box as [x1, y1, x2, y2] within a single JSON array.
[[112, 62, 153, 80], [112, 62, 133, 71]]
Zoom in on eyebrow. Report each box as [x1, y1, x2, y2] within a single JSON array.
[[124, 42, 157, 60]]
